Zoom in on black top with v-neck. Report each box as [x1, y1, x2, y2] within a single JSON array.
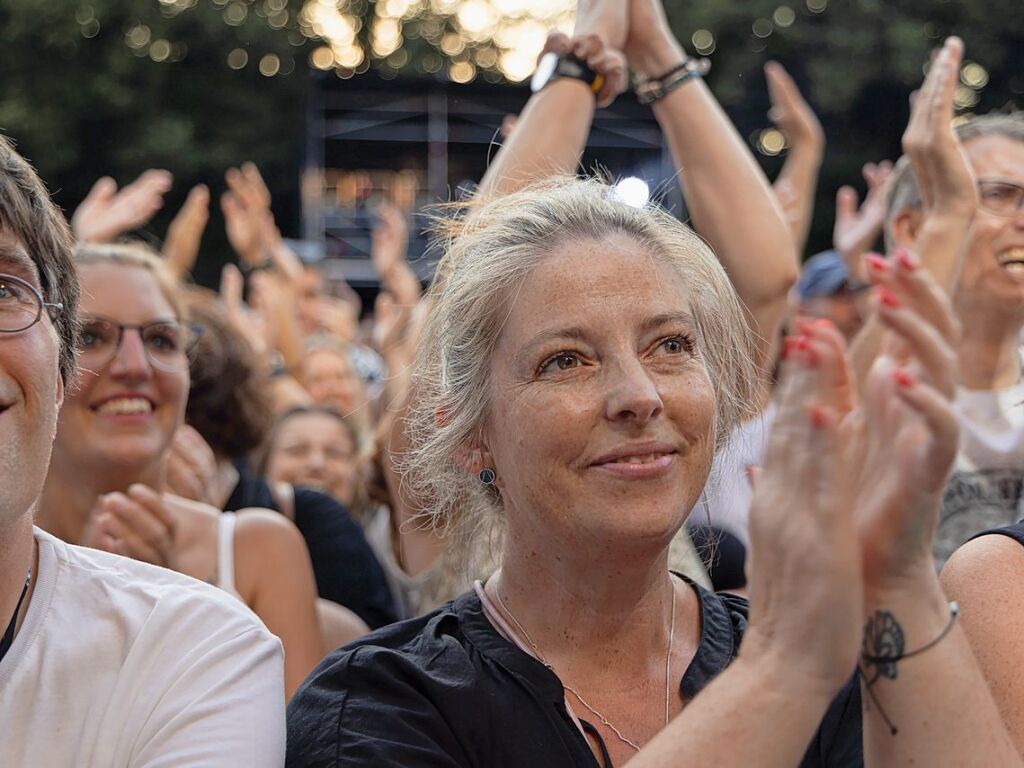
[[286, 582, 862, 767]]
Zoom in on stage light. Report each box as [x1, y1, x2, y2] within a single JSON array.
[[612, 177, 650, 208]]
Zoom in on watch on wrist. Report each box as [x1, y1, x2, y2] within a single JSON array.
[[530, 53, 605, 96]]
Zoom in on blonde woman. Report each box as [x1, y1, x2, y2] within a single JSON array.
[[286, 176, 1019, 767]]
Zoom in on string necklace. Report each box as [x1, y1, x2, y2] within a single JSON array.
[[0, 569, 32, 665], [490, 578, 676, 753]]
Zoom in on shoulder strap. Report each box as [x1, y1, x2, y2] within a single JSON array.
[[218, 512, 239, 597]]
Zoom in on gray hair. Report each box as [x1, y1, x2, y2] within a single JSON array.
[[886, 111, 1024, 247], [403, 176, 760, 545]]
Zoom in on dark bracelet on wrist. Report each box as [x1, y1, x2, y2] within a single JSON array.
[[635, 57, 711, 105], [861, 601, 960, 667]]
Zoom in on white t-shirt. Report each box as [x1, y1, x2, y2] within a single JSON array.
[[933, 381, 1024, 564], [0, 528, 286, 768]]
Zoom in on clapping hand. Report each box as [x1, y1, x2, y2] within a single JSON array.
[[85, 484, 180, 571], [834, 161, 893, 281], [165, 424, 220, 507], [163, 184, 210, 280], [72, 169, 173, 243]]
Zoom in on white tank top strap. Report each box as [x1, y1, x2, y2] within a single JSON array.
[[217, 512, 243, 601]]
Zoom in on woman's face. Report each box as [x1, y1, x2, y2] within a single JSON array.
[[53, 263, 189, 475], [265, 412, 357, 505], [302, 349, 360, 415], [481, 233, 717, 554]]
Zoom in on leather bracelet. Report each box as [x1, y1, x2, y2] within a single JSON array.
[[635, 57, 711, 105]]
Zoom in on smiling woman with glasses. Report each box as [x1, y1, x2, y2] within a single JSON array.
[[76, 315, 201, 372], [33, 241, 328, 700]]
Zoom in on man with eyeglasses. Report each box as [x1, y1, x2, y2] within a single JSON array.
[[884, 112, 1024, 565], [0, 137, 287, 765]]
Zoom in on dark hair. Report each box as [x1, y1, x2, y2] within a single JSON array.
[[0, 135, 79, 381], [182, 288, 272, 459], [886, 112, 1024, 244]]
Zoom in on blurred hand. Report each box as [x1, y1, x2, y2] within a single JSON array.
[[902, 37, 977, 220], [744, 323, 862, 694], [851, 249, 960, 593], [220, 262, 269, 357], [834, 161, 893, 277], [222, 162, 274, 267], [163, 184, 210, 280], [85, 484, 180, 570], [371, 201, 410, 277], [541, 32, 627, 109], [623, 0, 685, 80], [72, 169, 173, 243], [573, 0, 628, 52], [166, 424, 220, 507], [765, 61, 824, 151]]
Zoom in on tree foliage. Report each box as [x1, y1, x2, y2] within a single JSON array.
[[0, 0, 1020, 269]]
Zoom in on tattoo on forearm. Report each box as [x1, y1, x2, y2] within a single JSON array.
[[858, 603, 960, 737], [860, 610, 904, 736]]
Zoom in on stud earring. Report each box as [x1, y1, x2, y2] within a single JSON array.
[[478, 467, 496, 485]]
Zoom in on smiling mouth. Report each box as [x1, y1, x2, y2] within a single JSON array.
[[92, 397, 155, 416], [597, 452, 673, 466], [997, 248, 1024, 274]]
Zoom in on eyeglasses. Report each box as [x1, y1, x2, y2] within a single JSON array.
[[0, 273, 63, 333], [978, 179, 1024, 217], [77, 315, 202, 373]]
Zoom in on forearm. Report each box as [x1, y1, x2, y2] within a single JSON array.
[[477, 80, 595, 198], [914, 212, 974, 294], [862, 576, 1021, 766], [629, 655, 834, 767], [773, 142, 824, 256], [650, 60, 797, 319]]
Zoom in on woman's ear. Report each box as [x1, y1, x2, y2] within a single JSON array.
[[454, 440, 498, 486]]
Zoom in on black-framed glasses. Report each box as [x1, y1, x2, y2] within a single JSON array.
[[77, 315, 202, 373], [0, 273, 63, 333], [978, 179, 1024, 217]]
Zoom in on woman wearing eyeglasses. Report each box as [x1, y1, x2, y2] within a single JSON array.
[[35, 243, 325, 699]]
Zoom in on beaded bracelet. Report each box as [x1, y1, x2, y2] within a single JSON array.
[[635, 57, 711, 105]]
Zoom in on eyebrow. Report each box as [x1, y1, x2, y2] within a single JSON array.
[[521, 311, 697, 357], [0, 244, 42, 284]]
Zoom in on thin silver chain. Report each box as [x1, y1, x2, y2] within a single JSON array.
[[490, 579, 677, 754]]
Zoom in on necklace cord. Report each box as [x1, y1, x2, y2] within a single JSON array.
[[485, 576, 677, 754], [0, 568, 32, 665]]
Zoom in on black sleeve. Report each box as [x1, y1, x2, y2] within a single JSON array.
[[292, 488, 399, 629], [286, 647, 470, 768], [800, 674, 864, 767]]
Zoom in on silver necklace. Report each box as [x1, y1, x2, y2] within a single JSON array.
[[490, 579, 677, 753]]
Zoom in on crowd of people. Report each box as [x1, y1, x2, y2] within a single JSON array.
[[2, 0, 1024, 764]]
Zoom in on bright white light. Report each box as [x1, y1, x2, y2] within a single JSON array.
[[612, 177, 650, 208]]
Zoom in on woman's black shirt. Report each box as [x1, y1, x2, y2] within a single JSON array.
[[286, 582, 862, 767], [225, 461, 398, 629]]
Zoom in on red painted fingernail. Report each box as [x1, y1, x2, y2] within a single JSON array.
[[878, 287, 902, 308], [814, 318, 834, 331], [809, 405, 828, 429], [893, 368, 915, 388], [896, 249, 919, 272], [866, 254, 890, 273], [795, 336, 809, 351]]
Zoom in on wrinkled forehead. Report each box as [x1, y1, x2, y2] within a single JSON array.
[[965, 134, 1024, 181]]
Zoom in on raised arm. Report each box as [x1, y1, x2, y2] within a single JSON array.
[[477, 0, 627, 198], [765, 61, 826, 256], [624, 0, 798, 373], [849, 36, 977, 388]]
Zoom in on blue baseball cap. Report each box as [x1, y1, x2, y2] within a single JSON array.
[[797, 250, 856, 301]]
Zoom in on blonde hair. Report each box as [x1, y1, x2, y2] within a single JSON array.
[[74, 241, 183, 319], [404, 176, 759, 548]]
